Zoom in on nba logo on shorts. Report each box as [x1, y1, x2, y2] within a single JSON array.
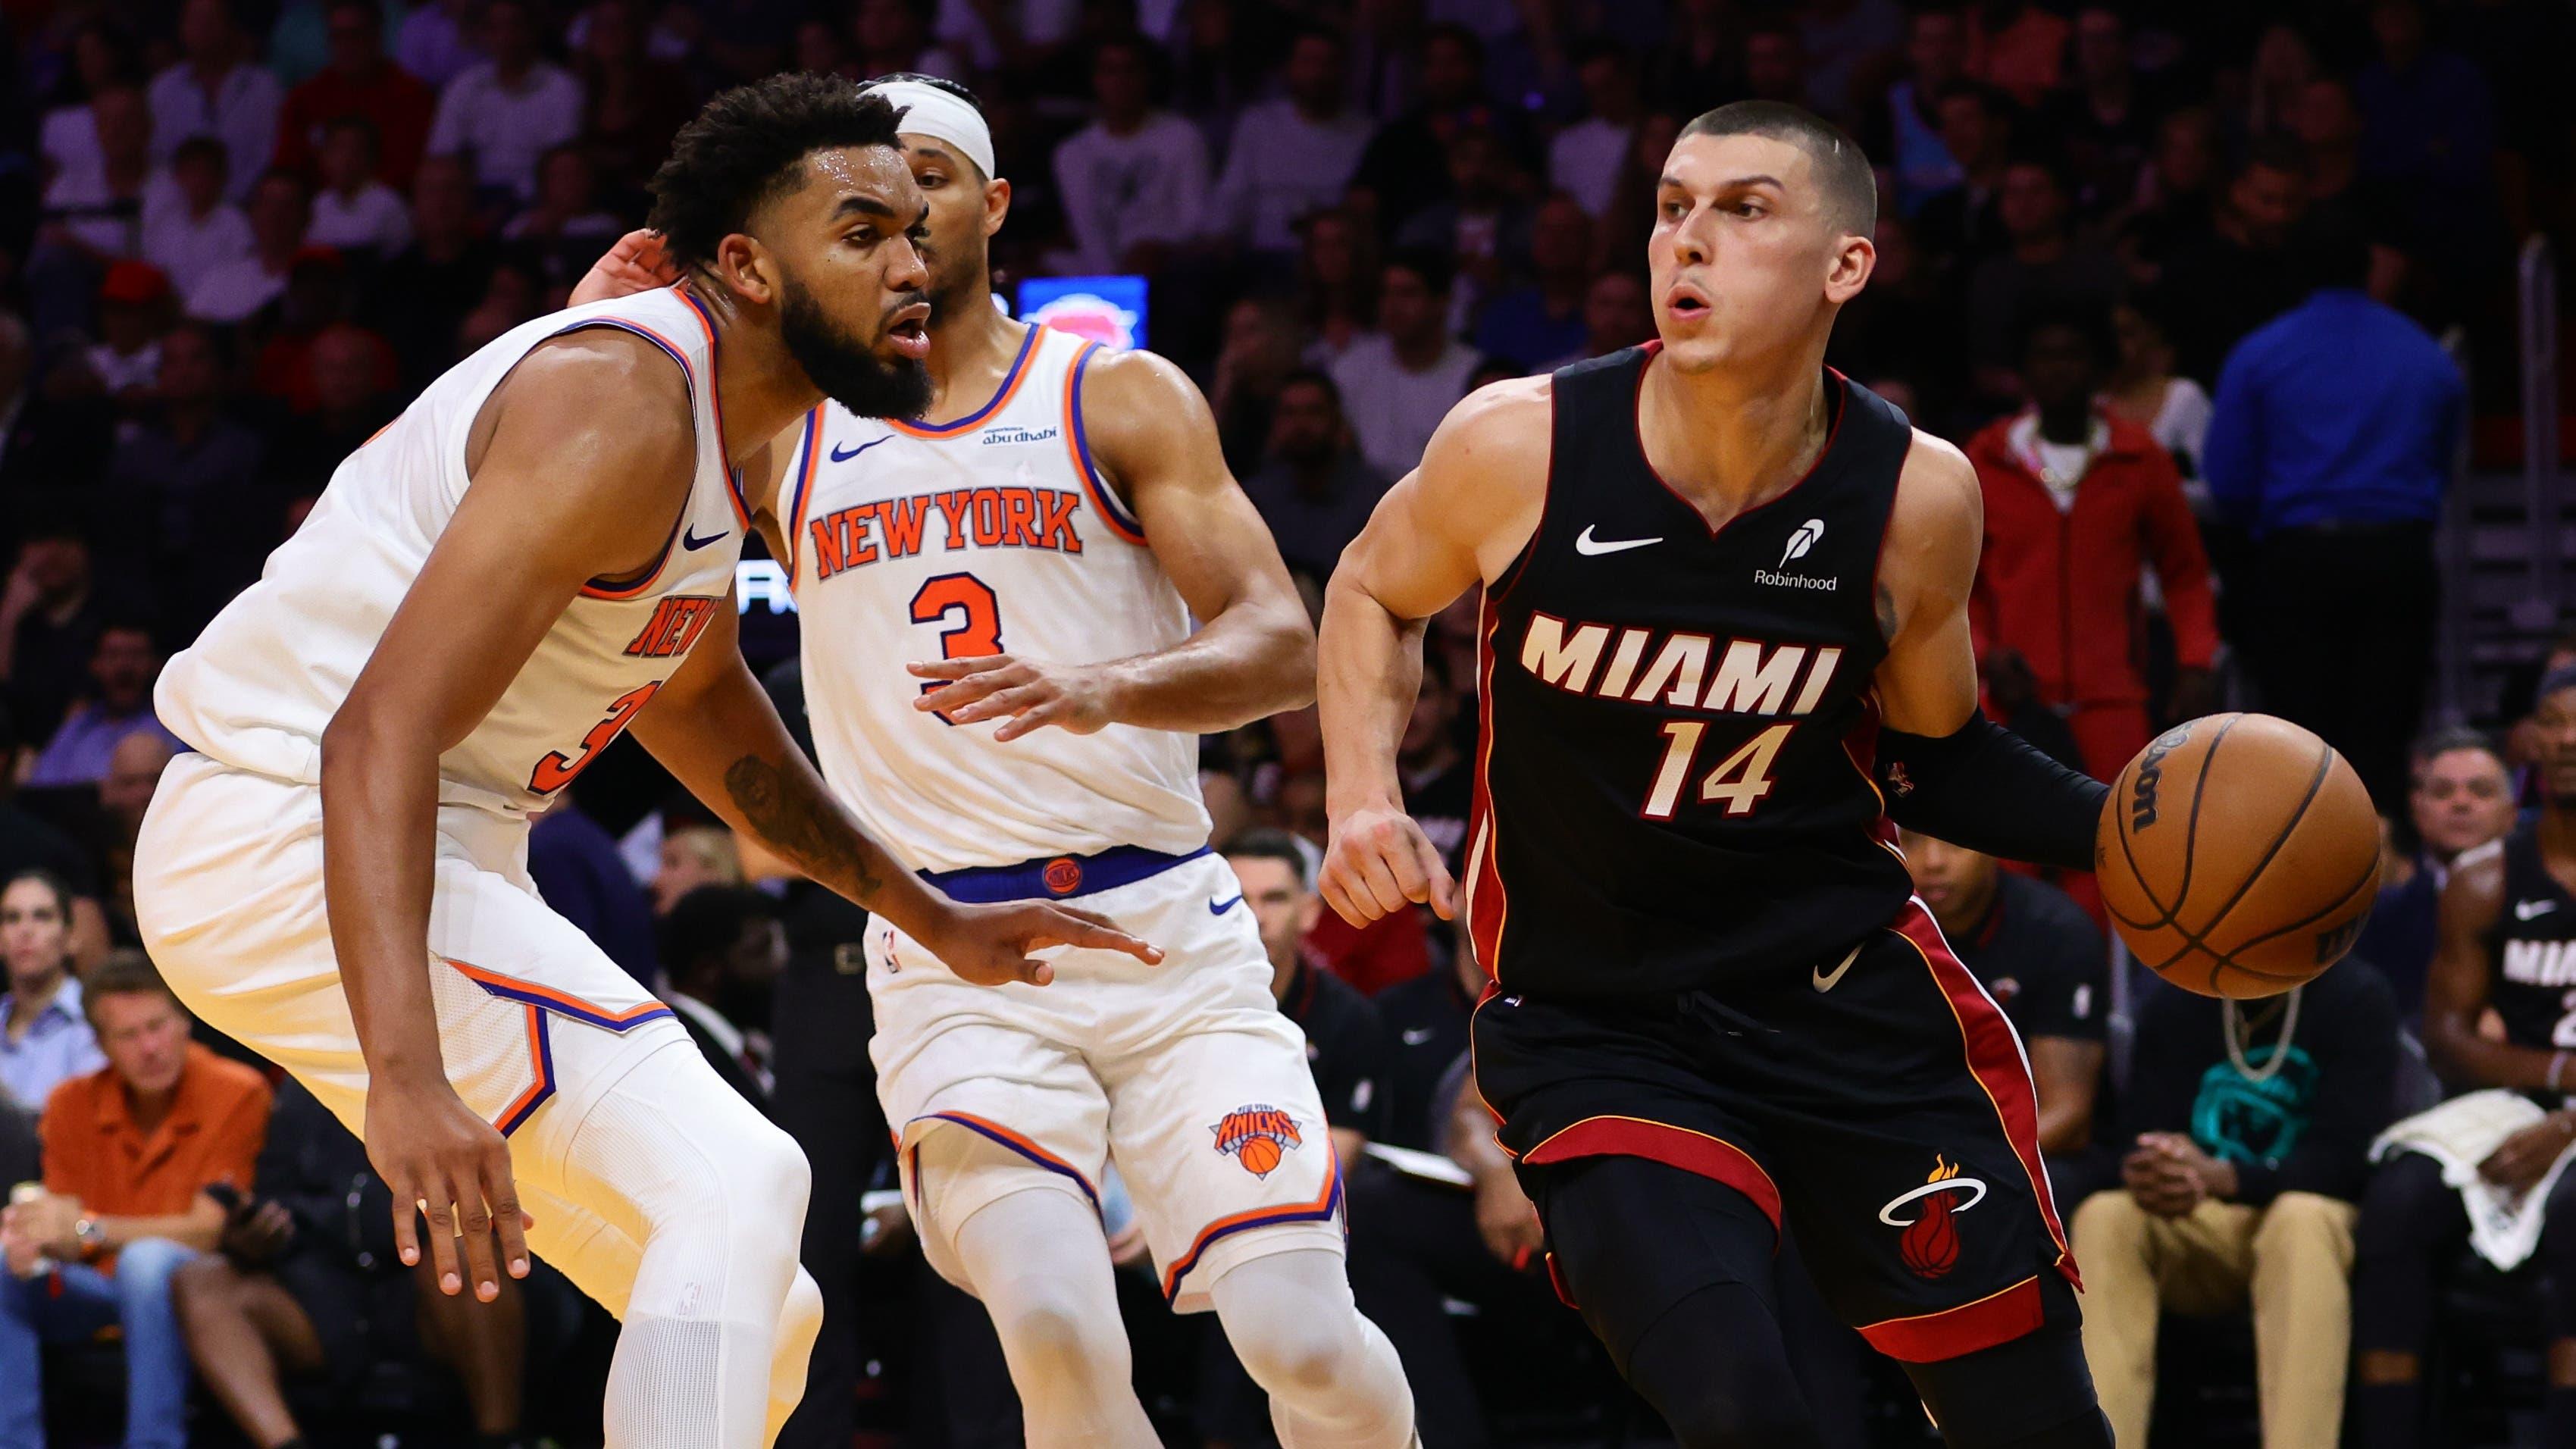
[[1210, 1105, 1303, 1178]]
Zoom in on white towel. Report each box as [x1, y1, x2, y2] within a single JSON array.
[[2371, 1089, 2576, 1270]]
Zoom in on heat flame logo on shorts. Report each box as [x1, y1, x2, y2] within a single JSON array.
[[1878, 1154, 1989, 1280], [1210, 1104, 1303, 1178]]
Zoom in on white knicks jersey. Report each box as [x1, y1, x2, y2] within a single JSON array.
[[787, 323, 1211, 872], [156, 285, 750, 816]]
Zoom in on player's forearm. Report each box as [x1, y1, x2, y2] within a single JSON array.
[[1096, 593, 1313, 733], [1318, 570, 1425, 818], [2428, 1013, 2562, 1091], [317, 710, 451, 1087], [632, 660, 954, 942], [99, 1201, 224, 1253]]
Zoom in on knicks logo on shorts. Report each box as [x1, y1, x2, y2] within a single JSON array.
[[1210, 1105, 1303, 1178], [1879, 1154, 1989, 1280]]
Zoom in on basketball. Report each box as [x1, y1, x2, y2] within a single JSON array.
[[2096, 713, 2380, 999]]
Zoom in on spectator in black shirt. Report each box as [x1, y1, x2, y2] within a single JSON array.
[[169, 1077, 552, 1449], [2070, 960, 2397, 1449], [526, 794, 658, 987], [1350, 24, 1530, 243], [1904, 828, 2108, 1197], [1911, 82, 2012, 268], [1372, 917, 1482, 1153], [2159, 139, 2311, 384], [361, 155, 495, 389], [101, 321, 283, 640], [1238, 368, 1389, 584], [1, 503, 114, 744], [655, 884, 783, 1116]]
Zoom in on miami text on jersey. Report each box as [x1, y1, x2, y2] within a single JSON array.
[[1518, 612, 1847, 716]]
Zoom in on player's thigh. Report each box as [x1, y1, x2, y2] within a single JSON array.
[[1102, 1007, 1344, 1315], [1527, 1152, 1789, 1372], [905, 1119, 1111, 1300]]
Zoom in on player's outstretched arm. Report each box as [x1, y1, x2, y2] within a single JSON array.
[[909, 347, 1315, 738], [1316, 380, 1549, 928], [628, 596, 1166, 984], [320, 330, 700, 1303], [1868, 434, 2108, 872], [2422, 845, 2553, 1088]]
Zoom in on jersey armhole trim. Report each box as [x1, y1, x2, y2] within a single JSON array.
[[1868, 401, 1912, 643], [677, 286, 755, 531], [1485, 379, 1555, 602], [1065, 340, 1147, 545], [784, 407, 822, 589], [543, 315, 698, 600]]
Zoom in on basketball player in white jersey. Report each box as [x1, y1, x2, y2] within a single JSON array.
[[130, 78, 1156, 1449], [574, 76, 1415, 1449]]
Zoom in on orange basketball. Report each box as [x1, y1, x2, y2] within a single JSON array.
[[1236, 1136, 1282, 1176], [2096, 713, 2380, 999]]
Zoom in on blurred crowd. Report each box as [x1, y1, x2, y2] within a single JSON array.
[[2, 0, 2574, 1444]]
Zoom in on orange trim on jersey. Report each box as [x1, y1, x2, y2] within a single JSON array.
[[1159, 1147, 1344, 1303], [785, 408, 823, 589], [489, 1003, 552, 1135], [890, 324, 1042, 437], [1063, 339, 1146, 546], [445, 959, 677, 1031], [908, 1111, 1101, 1210], [577, 512, 684, 599], [676, 286, 754, 530]]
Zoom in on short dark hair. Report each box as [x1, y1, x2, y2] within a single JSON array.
[[172, 134, 229, 172], [321, 113, 379, 150], [2241, 134, 2312, 182], [656, 884, 777, 978], [1679, 100, 1876, 235], [2, 868, 77, 928], [2412, 725, 2504, 774], [1385, 246, 1454, 297], [1221, 828, 1313, 891], [649, 75, 907, 272], [82, 950, 183, 1026], [1277, 366, 1341, 408], [2015, 299, 2116, 367]]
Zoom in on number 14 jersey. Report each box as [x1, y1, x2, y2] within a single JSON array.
[[785, 323, 1210, 874]]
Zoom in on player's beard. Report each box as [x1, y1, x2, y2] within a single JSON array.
[[779, 271, 934, 421]]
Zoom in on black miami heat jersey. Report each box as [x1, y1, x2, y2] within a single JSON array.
[[2482, 828, 2576, 1051], [1465, 348, 1917, 998]]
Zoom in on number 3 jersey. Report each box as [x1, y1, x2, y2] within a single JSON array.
[[783, 323, 1210, 874], [1469, 346, 1917, 999], [155, 286, 748, 816]]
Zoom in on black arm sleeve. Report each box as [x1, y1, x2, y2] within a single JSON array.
[[1875, 711, 2108, 872]]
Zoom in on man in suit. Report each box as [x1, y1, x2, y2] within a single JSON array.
[[654, 884, 783, 1114]]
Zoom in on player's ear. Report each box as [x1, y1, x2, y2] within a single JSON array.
[[709, 233, 778, 309], [1824, 231, 1873, 306], [981, 176, 1012, 239]]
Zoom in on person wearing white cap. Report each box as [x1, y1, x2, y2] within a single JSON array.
[[578, 71, 1419, 1449]]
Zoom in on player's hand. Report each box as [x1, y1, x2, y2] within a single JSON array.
[[365, 1076, 533, 1301], [1321, 805, 1457, 925], [568, 230, 678, 307], [1472, 1171, 1544, 1270], [907, 655, 1116, 740], [925, 900, 1165, 987], [2478, 1114, 2576, 1192]]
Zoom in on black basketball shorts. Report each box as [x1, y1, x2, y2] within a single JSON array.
[[1470, 899, 2080, 1363]]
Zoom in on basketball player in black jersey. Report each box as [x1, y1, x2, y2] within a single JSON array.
[[1319, 102, 2117, 1448], [2350, 668, 2576, 1449]]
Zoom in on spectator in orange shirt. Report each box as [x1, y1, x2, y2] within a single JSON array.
[[1967, 308, 2220, 782], [1, 950, 272, 1449]]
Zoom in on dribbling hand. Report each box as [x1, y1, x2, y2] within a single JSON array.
[[927, 900, 1166, 987], [1321, 806, 1457, 925], [365, 1077, 533, 1301]]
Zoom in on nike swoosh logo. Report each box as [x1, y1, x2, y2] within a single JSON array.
[[1209, 893, 1244, 915], [682, 527, 728, 551], [830, 437, 893, 463], [1575, 524, 1663, 556], [2518, 899, 2561, 921], [1811, 944, 1863, 993], [1401, 1027, 1436, 1045]]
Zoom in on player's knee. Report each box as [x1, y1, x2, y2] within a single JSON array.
[[989, 1276, 1127, 1378], [1226, 1310, 1350, 1399], [166, 1256, 234, 1325], [1647, 1376, 1817, 1449], [2355, 1152, 2452, 1260]]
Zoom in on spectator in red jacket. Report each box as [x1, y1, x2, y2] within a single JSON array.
[[1967, 308, 2220, 782], [271, 0, 434, 190]]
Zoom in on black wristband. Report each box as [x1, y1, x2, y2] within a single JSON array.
[[1875, 711, 2108, 872]]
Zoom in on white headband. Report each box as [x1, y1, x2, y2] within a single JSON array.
[[863, 78, 997, 183]]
